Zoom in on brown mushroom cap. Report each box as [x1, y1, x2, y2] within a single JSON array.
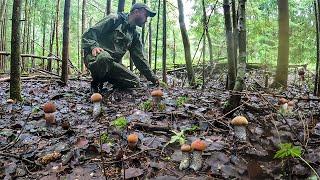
[[278, 98, 288, 105], [181, 144, 192, 152], [231, 116, 248, 126], [191, 139, 207, 151], [288, 101, 295, 106], [43, 102, 56, 113], [298, 68, 305, 76], [151, 89, 163, 97], [6, 99, 15, 104], [91, 93, 102, 103], [127, 133, 139, 144]]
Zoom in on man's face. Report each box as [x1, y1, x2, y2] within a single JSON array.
[[134, 9, 148, 27]]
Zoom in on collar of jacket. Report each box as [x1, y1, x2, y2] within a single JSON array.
[[118, 12, 136, 31]]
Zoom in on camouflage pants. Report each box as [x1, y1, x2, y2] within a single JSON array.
[[85, 51, 140, 88]]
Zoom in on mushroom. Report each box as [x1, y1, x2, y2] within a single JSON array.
[[6, 99, 15, 113], [231, 116, 248, 141], [287, 101, 294, 113], [127, 133, 139, 149], [278, 98, 288, 112], [189, 139, 206, 171], [179, 144, 192, 170], [151, 89, 163, 108], [91, 93, 102, 118], [298, 68, 305, 81], [43, 102, 57, 124]]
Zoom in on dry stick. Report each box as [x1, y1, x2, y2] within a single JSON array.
[[104, 148, 157, 165], [0, 152, 42, 167], [98, 129, 107, 180]]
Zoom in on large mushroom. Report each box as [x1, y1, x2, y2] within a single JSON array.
[[6, 99, 15, 113], [151, 89, 163, 107], [43, 102, 57, 124], [127, 133, 139, 149], [91, 93, 102, 118], [179, 144, 192, 170], [231, 116, 248, 141], [278, 98, 288, 113], [189, 139, 206, 171]]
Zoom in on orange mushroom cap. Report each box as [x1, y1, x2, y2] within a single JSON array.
[[288, 101, 295, 106], [181, 144, 192, 152], [6, 99, 15, 104], [43, 102, 56, 113], [278, 98, 288, 105], [151, 89, 163, 97], [91, 93, 102, 103], [191, 139, 207, 151], [231, 116, 248, 126], [127, 133, 139, 144]]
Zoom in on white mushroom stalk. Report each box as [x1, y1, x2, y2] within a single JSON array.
[[43, 102, 57, 124], [179, 144, 191, 170], [91, 93, 103, 118], [189, 140, 206, 171], [231, 116, 249, 141]]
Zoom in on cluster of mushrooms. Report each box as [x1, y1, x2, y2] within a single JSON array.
[[278, 97, 295, 113], [179, 139, 207, 171]]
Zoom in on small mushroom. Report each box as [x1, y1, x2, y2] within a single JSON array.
[[127, 133, 139, 149], [179, 144, 192, 170], [151, 89, 163, 107], [287, 101, 294, 113], [43, 102, 57, 124], [231, 116, 248, 141], [189, 139, 206, 171], [6, 99, 15, 113], [278, 98, 288, 112], [91, 93, 102, 118], [298, 68, 305, 81]]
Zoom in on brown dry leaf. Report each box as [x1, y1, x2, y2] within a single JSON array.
[[38, 151, 61, 165]]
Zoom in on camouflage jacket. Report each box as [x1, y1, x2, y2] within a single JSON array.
[[81, 13, 157, 82]]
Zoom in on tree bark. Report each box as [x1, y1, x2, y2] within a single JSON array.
[[61, 0, 71, 84], [162, 0, 167, 83], [81, 0, 86, 72], [10, 0, 22, 101], [202, 0, 206, 88], [118, 0, 125, 12], [231, 0, 238, 68], [154, 0, 160, 73], [177, 0, 195, 86], [48, 19, 56, 72], [21, 0, 28, 72], [105, 0, 111, 16], [42, 20, 46, 69], [56, 0, 61, 75], [148, 20, 152, 66], [223, 0, 236, 90], [273, 0, 289, 88], [0, 0, 7, 21], [315, 0, 320, 96]]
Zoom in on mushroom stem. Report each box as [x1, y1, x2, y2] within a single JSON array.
[[7, 104, 13, 113], [189, 151, 202, 171], [179, 152, 190, 170], [152, 96, 161, 106], [93, 102, 101, 117], [234, 126, 246, 141], [45, 113, 56, 124]]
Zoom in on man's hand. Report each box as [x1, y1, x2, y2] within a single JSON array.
[[92, 47, 104, 56]]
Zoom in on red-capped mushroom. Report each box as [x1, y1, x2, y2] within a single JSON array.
[[179, 144, 192, 170], [151, 89, 163, 107], [91, 93, 102, 118], [43, 102, 57, 124], [190, 140, 206, 171], [127, 133, 139, 149]]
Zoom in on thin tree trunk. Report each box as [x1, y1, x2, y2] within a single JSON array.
[[154, 0, 160, 73], [10, 0, 22, 101], [162, 0, 167, 83], [81, 0, 86, 72], [22, 0, 28, 71], [26, 0, 31, 71], [129, 0, 136, 71], [105, 0, 111, 16], [202, 0, 206, 88], [47, 18, 55, 71], [273, 0, 289, 87], [31, 0, 36, 69], [42, 21, 46, 69], [0, 0, 7, 21], [61, 0, 71, 84], [223, 0, 236, 90], [148, 20, 152, 67], [177, 0, 195, 86], [172, 30, 176, 66], [315, 0, 320, 96], [77, 0, 80, 70], [118, 0, 125, 12], [203, 2, 213, 62], [141, 0, 147, 45], [56, 0, 60, 75], [231, 0, 238, 68]]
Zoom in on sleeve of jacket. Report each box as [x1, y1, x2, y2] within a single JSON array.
[[129, 31, 157, 83], [81, 14, 118, 54]]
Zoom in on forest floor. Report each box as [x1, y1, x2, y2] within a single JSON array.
[[0, 69, 320, 179]]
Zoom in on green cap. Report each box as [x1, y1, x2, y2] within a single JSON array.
[[131, 3, 156, 17]]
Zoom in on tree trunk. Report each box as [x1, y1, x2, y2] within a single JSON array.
[[315, 0, 320, 96], [56, 0, 61, 75], [154, 0, 160, 73], [48, 19, 56, 72], [177, 0, 195, 86], [31, 0, 36, 69], [224, 0, 247, 113], [42, 20, 46, 69], [223, 0, 236, 90], [61, 0, 71, 84], [10, 0, 22, 101], [162, 0, 167, 83], [148, 20, 152, 66], [118, 0, 125, 12], [21, 0, 28, 72], [172, 30, 176, 65], [231, 0, 238, 68], [105, 0, 111, 16], [81, 0, 86, 72], [0, 0, 7, 21], [273, 0, 289, 88], [202, 0, 206, 88], [141, 0, 147, 45], [203, 2, 213, 62]]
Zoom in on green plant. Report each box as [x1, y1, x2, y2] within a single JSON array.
[[176, 96, 188, 107], [100, 132, 113, 144], [111, 117, 128, 129], [139, 100, 152, 111], [159, 81, 168, 89], [274, 143, 320, 179], [186, 125, 199, 133], [167, 130, 186, 146]]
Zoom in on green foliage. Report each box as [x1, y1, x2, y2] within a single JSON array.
[[140, 100, 152, 111], [111, 117, 128, 129], [176, 96, 188, 107], [274, 143, 301, 159], [159, 81, 168, 89], [186, 125, 199, 133], [100, 132, 113, 144], [167, 130, 186, 145]]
